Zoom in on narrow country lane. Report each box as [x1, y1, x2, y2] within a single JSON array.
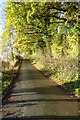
[[2, 60, 79, 120]]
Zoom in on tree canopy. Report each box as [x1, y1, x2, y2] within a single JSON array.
[[2, 2, 79, 57]]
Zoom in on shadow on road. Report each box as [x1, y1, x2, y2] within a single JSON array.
[[3, 85, 78, 106], [7, 98, 78, 104], [2, 115, 79, 120], [10, 86, 67, 95]]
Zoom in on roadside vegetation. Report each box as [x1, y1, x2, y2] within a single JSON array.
[[2, 55, 23, 98]]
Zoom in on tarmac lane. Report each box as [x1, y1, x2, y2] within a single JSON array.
[[2, 60, 80, 120]]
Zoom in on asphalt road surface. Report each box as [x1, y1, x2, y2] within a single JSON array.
[[2, 60, 80, 120]]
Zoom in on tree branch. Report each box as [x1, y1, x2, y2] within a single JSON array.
[[48, 5, 67, 12]]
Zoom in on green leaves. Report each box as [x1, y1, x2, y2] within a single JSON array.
[[3, 2, 79, 56]]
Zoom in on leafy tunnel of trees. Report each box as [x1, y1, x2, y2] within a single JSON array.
[[1, 2, 80, 95]]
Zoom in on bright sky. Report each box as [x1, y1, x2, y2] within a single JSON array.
[[0, 0, 6, 40], [0, 0, 6, 56]]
